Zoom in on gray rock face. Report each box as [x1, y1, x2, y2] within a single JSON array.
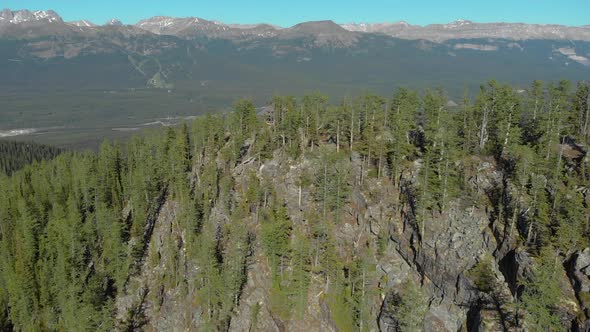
[[568, 248, 590, 319], [572, 248, 590, 292], [373, 157, 527, 331], [575, 249, 590, 275], [397, 202, 496, 304], [377, 292, 400, 332], [425, 305, 464, 332]]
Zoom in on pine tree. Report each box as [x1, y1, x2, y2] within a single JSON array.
[[289, 230, 311, 320], [261, 206, 292, 277], [571, 81, 590, 143], [520, 247, 565, 331], [417, 89, 461, 233], [394, 279, 428, 331], [312, 146, 351, 222]]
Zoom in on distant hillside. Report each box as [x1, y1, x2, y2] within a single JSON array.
[[1, 9, 590, 98], [1, 8, 590, 147]]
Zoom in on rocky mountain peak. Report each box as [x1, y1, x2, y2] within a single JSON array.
[[446, 19, 474, 27], [105, 18, 123, 26], [289, 20, 349, 35], [0, 9, 63, 24], [133, 16, 237, 37]]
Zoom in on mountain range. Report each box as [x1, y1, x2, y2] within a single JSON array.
[[2, 8, 590, 147], [2, 9, 589, 91], [3, 9, 590, 42]]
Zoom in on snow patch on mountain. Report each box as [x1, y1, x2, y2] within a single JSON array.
[[444, 19, 474, 29], [69, 20, 97, 27]]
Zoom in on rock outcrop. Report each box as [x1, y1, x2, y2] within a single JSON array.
[[111, 140, 588, 331]]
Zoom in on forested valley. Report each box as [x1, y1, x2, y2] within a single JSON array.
[[1, 80, 590, 331]]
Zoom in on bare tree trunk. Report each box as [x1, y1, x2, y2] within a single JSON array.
[[546, 103, 560, 161], [360, 269, 366, 331], [323, 164, 328, 219], [378, 143, 383, 178], [350, 103, 354, 151], [479, 105, 490, 150], [526, 188, 539, 245], [583, 89, 590, 141], [264, 189, 268, 208], [336, 120, 340, 153], [526, 218, 534, 245], [360, 156, 364, 186], [442, 158, 449, 211], [502, 105, 515, 155], [509, 203, 518, 239], [553, 141, 565, 210]]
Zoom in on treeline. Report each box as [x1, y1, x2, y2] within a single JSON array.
[[0, 140, 62, 176], [0, 80, 588, 330]]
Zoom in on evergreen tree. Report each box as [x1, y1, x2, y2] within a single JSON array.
[[520, 247, 565, 331], [289, 230, 311, 320], [393, 279, 428, 332], [388, 88, 419, 185]]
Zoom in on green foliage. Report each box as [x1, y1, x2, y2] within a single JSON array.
[[194, 221, 223, 328], [268, 281, 291, 321], [233, 99, 259, 138], [393, 279, 428, 331], [520, 247, 566, 331], [289, 230, 311, 320], [327, 279, 356, 332], [0, 140, 62, 175], [220, 217, 251, 326], [311, 146, 351, 222], [467, 255, 496, 293], [1, 81, 589, 330], [388, 88, 419, 183], [571, 81, 590, 143], [250, 302, 261, 331], [261, 207, 292, 276], [416, 89, 462, 234]]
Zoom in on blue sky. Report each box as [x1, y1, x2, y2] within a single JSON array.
[[3, 0, 590, 27]]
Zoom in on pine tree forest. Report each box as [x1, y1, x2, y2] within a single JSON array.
[[1, 80, 590, 331]]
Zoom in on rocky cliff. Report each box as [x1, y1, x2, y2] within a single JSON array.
[[112, 138, 589, 331]]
